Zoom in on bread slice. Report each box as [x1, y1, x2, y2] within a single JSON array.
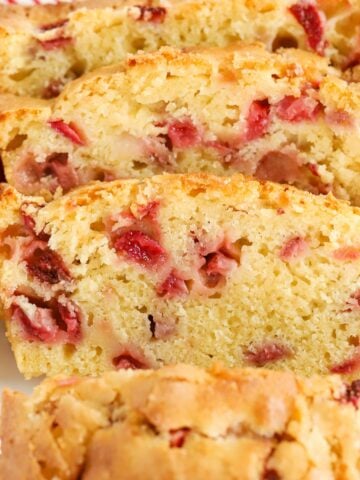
[[1, 0, 360, 98], [2, 364, 360, 480], [1, 45, 360, 202], [2, 173, 360, 378]]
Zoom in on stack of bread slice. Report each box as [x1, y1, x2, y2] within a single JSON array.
[[1, 1, 360, 478]]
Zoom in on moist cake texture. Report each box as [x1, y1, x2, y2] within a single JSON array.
[[2, 364, 360, 480], [0, 45, 360, 203], [1, 174, 360, 378], [1, 0, 360, 98]]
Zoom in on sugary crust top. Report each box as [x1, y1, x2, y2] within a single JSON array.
[[1, 364, 359, 480]]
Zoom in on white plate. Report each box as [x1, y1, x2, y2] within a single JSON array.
[[0, 323, 41, 394]]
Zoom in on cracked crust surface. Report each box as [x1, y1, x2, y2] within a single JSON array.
[[0, 0, 360, 97], [1, 364, 360, 480]]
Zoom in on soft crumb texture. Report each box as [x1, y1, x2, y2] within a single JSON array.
[[1, 45, 360, 203], [2, 174, 360, 378], [0, 0, 360, 98], [1, 364, 360, 480]]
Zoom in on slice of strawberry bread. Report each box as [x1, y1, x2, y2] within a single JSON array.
[[1, 0, 360, 98], [2, 173, 360, 379], [2, 364, 360, 480], [0, 45, 360, 203]]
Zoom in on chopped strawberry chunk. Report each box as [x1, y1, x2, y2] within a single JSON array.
[[20, 213, 36, 233], [341, 380, 360, 409], [169, 428, 190, 448], [245, 100, 270, 142], [204, 252, 237, 278], [113, 230, 166, 269], [345, 290, 360, 312], [279, 236, 308, 262], [134, 6, 167, 23], [25, 241, 71, 285], [245, 342, 292, 367], [256, 151, 302, 184], [331, 352, 360, 374], [333, 246, 360, 261], [275, 95, 322, 122], [112, 353, 148, 370], [263, 470, 281, 480], [38, 36, 73, 51], [137, 201, 160, 220], [289, 2, 326, 54], [45, 153, 79, 192], [42, 80, 64, 99], [11, 297, 81, 344], [326, 110, 354, 128], [167, 118, 201, 149], [57, 302, 82, 343], [39, 19, 69, 31], [156, 271, 188, 298], [49, 120, 87, 146]]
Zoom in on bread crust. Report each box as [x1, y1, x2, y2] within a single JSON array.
[[1, 364, 360, 479]]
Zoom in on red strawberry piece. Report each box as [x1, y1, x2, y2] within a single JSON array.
[[342, 380, 360, 409], [275, 95, 322, 122], [11, 303, 59, 343], [57, 301, 82, 343], [113, 230, 166, 269], [331, 351, 360, 374], [325, 110, 354, 127], [169, 428, 190, 448], [10, 297, 81, 344], [38, 36, 73, 51], [345, 290, 360, 312], [21, 213, 36, 233], [42, 80, 64, 99], [263, 470, 281, 480], [245, 342, 293, 367], [156, 271, 188, 298], [137, 201, 160, 220], [49, 120, 87, 146], [45, 153, 79, 192], [256, 151, 302, 184], [39, 19, 69, 31], [204, 252, 237, 278], [167, 118, 201, 149], [24, 241, 71, 284], [245, 100, 270, 142], [134, 6, 167, 23], [333, 246, 360, 261], [289, 2, 326, 54], [279, 236, 308, 262], [112, 353, 148, 370]]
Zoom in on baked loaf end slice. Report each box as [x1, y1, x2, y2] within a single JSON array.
[[2, 173, 360, 378], [1, 45, 360, 203], [0, 0, 360, 98], [2, 364, 360, 480]]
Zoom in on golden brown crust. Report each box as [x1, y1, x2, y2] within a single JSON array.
[[0, 0, 359, 98], [1, 364, 359, 480]]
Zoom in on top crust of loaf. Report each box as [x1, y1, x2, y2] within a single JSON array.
[[1, 364, 360, 480]]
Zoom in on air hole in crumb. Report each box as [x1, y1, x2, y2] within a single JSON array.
[[63, 343, 76, 358], [266, 325, 274, 333], [95, 346, 103, 356], [272, 33, 299, 50], [132, 160, 148, 171], [6, 134, 27, 151], [324, 351, 331, 361], [90, 220, 105, 232], [137, 305, 148, 314], [9, 69, 35, 81], [188, 187, 207, 197], [148, 314, 156, 337], [339, 323, 348, 331], [348, 335, 360, 347], [87, 313, 94, 327], [69, 60, 86, 78], [131, 37, 146, 51]]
